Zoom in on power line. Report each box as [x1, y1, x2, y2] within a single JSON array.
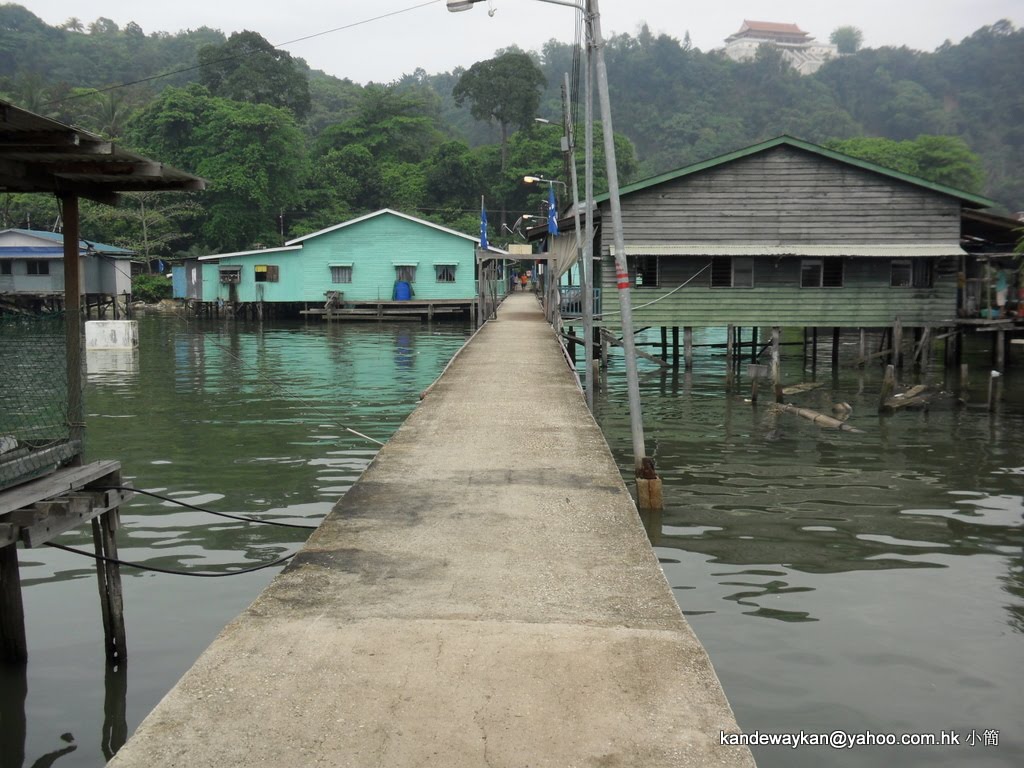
[[97, 486, 321, 529], [46, 541, 296, 577], [43, 1, 443, 107]]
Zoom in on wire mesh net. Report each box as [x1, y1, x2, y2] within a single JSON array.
[[0, 313, 82, 490]]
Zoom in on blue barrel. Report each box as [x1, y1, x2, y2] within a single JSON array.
[[394, 280, 412, 301]]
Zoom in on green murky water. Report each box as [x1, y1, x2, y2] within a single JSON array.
[[3, 318, 1021, 767]]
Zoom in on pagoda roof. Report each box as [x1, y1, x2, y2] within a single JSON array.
[[727, 20, 811, 42]]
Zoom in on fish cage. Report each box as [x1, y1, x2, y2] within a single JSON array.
[[0, 313, 82, 490]]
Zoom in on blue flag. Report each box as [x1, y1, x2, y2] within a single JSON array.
[[479, 204, 489, 251], [547, 185, 559, 235]]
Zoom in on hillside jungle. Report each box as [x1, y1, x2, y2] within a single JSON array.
[[1, 4, 1022, 264]]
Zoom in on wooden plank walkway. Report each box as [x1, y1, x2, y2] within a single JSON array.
[[107, 292, 753, 768]]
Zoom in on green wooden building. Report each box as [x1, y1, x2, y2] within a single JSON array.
[[187, 209, 504, 320], [544, 136, 995, 338]]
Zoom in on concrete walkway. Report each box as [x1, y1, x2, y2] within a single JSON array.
[[108, 292, 754, 767]]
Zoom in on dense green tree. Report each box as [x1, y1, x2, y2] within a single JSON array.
[[826, 135, 985, 192], [453, 50, 547, 172], [126, 84, 307, 251], [830, 26, 864, 54], [198, 30, 311, 118]]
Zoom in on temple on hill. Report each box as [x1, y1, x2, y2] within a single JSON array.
[[721, 20, 838, 75]]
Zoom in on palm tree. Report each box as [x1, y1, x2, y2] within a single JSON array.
[[62, 17, 84, 32]]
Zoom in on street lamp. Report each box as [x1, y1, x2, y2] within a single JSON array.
[[447, 0, 655, 493]]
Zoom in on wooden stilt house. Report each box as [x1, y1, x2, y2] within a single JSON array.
[[585, 136, 996, 334]]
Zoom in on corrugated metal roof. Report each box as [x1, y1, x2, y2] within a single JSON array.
[[596, 136, 996, 210], [0, 100, 204, 204], [609, 243, 967, 257]]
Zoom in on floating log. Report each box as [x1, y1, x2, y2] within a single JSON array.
[[781, 381, 825, 396], [882, 384, 931, 412], [770, 403, 864, 433]]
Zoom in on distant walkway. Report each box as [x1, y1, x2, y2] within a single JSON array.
[[108, 292, 754, 767]]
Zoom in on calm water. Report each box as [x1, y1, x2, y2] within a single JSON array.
[[4, 314, 473, 768], [595, 328, 1023, 767], [3, 318, 1022, 767]]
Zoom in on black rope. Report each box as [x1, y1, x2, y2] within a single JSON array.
[[97, 486, 321, 530], [46, 541, 296, 578]]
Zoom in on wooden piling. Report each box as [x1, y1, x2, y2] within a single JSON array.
[[995, 330, 1006, 372], [660, 327, 668, 362], [726, 324, 735, 386], [832, 327, 840, 371], [92, 510, 127, 662], [893, 317, 903, 369], [751, 326, 759, 363], [671, 327, 680, 369], [879, 364, 896, 412], [0, 543, 27, 662], [684, 327, 693, 371], [811, 327, 818, 375], [859, 328, 867, 368], [771, 326, 782, 403]]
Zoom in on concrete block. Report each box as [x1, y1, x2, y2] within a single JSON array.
[[85, 320, 139, 350]]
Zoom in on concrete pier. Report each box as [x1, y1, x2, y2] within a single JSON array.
[[108, 292, 753, 767]]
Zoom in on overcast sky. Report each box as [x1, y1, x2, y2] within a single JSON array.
[[22, 0, 1022, 85]]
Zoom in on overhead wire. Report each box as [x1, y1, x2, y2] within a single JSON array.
[[42, 1, 443, 107]]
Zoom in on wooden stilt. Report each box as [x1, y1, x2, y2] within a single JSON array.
[[893, 317, 903, 369], [832, 327, 840, 370], [92, 510, 126, 662], [0, 543, 27, 663], [671, 327, 680, 369], [879, 364, 896, 412], [684, 327, 693, 371], [995, 330, 1006, 372], [771, 326, 782, 403], [659, 327, 668, 362], [102, 659, 129, 760], [751, 326, 759, 363], [859, 328, 867, 367], [811, 327, 818, 375], [726, 324, 734, 386]]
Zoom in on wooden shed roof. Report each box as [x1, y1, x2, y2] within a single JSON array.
[[596, 136, 997, 210], [0, 99, 205, 205]]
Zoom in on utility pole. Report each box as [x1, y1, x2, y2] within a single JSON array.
[[587, 0, 655, 486]]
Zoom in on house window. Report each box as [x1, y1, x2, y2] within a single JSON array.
[[218, 266, 241, 284], [711, 256, 753, 287], [395, 265, 416, 282], [802, 258, 844, 288], [254, 264, 279, 283], [26, 260, 50, 276], [633, 255, 659, 287], [0, 261, 11, 275], [891, 259, 932, 288], [435, 264, 457, 283], [330, 265, 352, 283]]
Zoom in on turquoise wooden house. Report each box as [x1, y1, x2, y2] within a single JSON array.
[[189, 209, 504, 320]]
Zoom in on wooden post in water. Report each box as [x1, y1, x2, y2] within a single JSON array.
[[92, 509, 127, 662], [893, 317, 904, 369], [660, 327, 668, 362], [672, 327, 680, 369], [988, 370, 1000, 413], [725, 324, 735, 387], [751, 326, 758, 363], [771, 326, 783, 403], [684, 327, 693, 371], [811, 327, 818, 375], [995, 330, 1006, 372], [0, 543, 27, 662], [832, 328, 840, 371], [859, 328, 867, 367], [879, 364, 896, 412]]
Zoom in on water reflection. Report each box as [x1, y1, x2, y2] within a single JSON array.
[[10, 315, 472, 768], [598, 329, 1024, 767]]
